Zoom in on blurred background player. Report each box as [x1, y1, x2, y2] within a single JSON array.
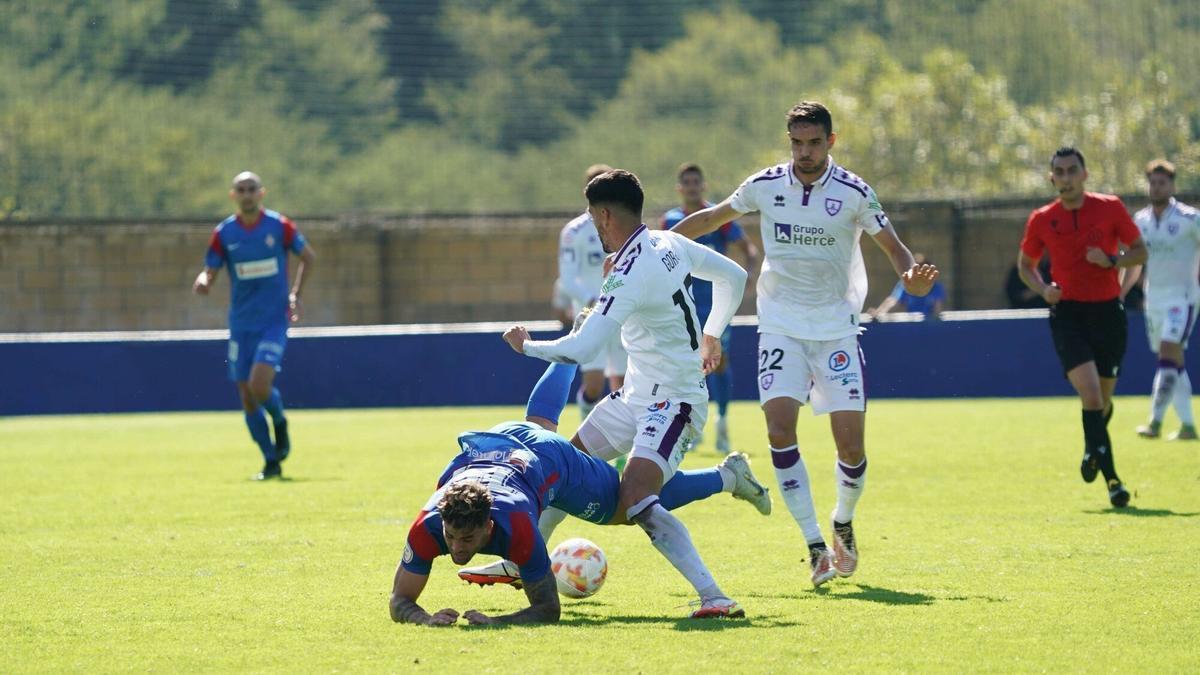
[[868, 253, 946, 320], [1123, 159, 1200, 441], [558, 164, 627, 421], [389, 360, 770, 625], [193, 171, 316, 480], [661, 163, 760, 453], [1017, 147, 1146, 507], [670, 101, 939, 587], [504, 169, 750, 618]]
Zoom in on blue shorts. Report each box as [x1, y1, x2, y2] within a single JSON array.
[[483, 422, 622, 525], [227, 323, 288, 382]]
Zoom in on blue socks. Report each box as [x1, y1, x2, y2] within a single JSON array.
[[244, 408, 277, 462], [262, 387, 285, 423], [659, 468, 724, 511], [526, 362, 580, 425], [708, 369, 732, 417]]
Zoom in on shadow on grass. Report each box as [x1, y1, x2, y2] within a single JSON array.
[[1083, 507, 1200, 518], [745, 584, 1008, 607], [462, 611, 802, 630], [243, 476, 344, 484]]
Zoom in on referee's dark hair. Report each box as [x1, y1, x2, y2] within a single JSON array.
[[1051, 146, 1086, 170], [438, 481, 492, 530], [1145, 159, 1176, 180], [585, 169, 644, 218]]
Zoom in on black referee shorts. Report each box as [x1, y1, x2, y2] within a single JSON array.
[[1048, 299, 1127, 378]]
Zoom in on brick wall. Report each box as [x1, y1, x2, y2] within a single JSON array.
[[1, 195, 1185, 332]]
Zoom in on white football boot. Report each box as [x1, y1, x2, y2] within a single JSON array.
[[458, 559, 523, 589], [720, 452, 772, 516], [830, 512, 858, 578]]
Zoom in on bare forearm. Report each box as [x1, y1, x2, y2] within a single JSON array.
[[886, 245, 916, 278], [1017, 262, 1048, 295], [292, 259, 312, 297], [493, 577, 560, 624], [390, 596, 431, 624]]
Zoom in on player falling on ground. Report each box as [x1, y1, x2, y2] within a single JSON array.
[[502, 169, 753, 617], [670, 101, 939, 587], [388, 361, 771, 626], [1017, 147, 1147, 508], [559, 164, 628, 421], [660, 163, 760, 454], [192, 171, 316, 481], [1123, 160, 1200, 441]]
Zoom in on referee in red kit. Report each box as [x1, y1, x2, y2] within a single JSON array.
[[1017, 147, 1148, 508]]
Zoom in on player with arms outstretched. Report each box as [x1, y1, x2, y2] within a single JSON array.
[[389, 361, 771, 626], [670, 101, 939, 586], [193, 171, 316, 480], [503, 170, 754, 617], [661, 163, 760, 453], [1124, 159, 1200, 441]]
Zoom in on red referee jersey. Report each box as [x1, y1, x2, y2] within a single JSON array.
[[1020, 192, 1140, 302]]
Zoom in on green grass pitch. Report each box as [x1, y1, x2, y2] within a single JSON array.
[[3, 398, 1198, 672]]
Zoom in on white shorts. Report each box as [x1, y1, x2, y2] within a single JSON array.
[[582, 332, 627, 377], [1145, 298, 1199, 349], [756, 332, 866, 414], [576, 391, 706, 480]]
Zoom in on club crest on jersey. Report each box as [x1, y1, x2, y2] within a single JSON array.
[[265, 234, 275, 248], [825, 198, 843, 216], [828, 351, 851, 372], [1169, 222, 1179, 235], [760, 373, 775, 390], [647, 400, 671, 412]]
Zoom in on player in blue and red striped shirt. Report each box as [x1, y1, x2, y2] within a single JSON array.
[[193, 171, 316, 480]]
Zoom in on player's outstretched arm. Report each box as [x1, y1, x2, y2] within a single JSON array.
[[509, 311, 621, 365], [192, 267, 220, 295], [669, 198, 745, 241], [390, 564, 458, 626], [871, 227, 939, 296], [464, 573, 561, 625]]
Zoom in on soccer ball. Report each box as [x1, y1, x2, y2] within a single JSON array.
[[550, 538, 607, 598]]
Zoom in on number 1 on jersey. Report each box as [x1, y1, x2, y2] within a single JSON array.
[[672, 289, 699, 351]]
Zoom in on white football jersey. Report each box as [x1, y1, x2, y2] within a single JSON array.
[[729, 158, 888, 340], [594, 225, 715, 404], [558, 212, 607, 313], [1134, 198, 1200, 302]]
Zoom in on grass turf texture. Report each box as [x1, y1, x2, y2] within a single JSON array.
[[2, 398, 1198, 673]]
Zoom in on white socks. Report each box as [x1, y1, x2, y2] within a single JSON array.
[[833, 459, 867, 524], [1174, 369, 1195, 426], [538, 506, 567, 541], [627, 496, 724, 601], [1150, 365, 1179, 424], [770, 445, 824, 545]]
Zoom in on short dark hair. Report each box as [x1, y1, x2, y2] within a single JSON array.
[[677, 162, 703, 182], [1146, 159, 1176, 180], [438, 481, 492, 530], [584, 163, 614, 185], [786, 101, 833, 136], [585, 169, 644, 217], [1050, 146, 1086, 170]]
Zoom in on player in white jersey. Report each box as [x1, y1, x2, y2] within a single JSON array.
[[671, 101, 939, 587], [558, 164, 628, 420], [1123, 160, 1200, 440], [504, 170, 757, 619]]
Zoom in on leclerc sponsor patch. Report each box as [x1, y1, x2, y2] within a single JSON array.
[[234, 257, 280, 280]]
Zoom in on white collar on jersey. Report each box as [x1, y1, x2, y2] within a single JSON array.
[[786, 157, 837, 188]]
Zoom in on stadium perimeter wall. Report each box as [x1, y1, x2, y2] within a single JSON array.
[[1, 195, 1193, 333], [1, 313, 1191, 416]]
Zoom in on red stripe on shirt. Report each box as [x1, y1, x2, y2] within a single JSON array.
[[281, 216, 297, 250], [208, 230, 225, 260], [406, 510, 442, 562], [506, 511, 536, 566]]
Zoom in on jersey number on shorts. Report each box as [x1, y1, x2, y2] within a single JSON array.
[[759, 348, 784, 374], [671, 289, 699, 350]]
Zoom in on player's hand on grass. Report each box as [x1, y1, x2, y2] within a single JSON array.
[[1085, 246, 1114, 268], [426, 608, 460, 626], [503, 326, 531, 353], [901, 263, 939, 297], [288, 292, 302, 323], [700, 334, 722, 375], [1042, 282, 1062, 305], [463, 609, 497, 625]]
